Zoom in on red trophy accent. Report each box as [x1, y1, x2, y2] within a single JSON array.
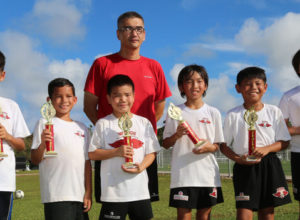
[[168, 103, 205, 147], [244, 106, 258, 161], [41, 100, 57, 157], [0, 107, 8, 158], [118, 112, 136, 169]]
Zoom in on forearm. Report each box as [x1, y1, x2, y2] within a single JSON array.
[[88, 148, 119, 161], [154, 100, 166, 121], [31, 144, 46, 165], [262, 140, 290, 153], [84, 160, 92, 195], [139, 153, 156, 171], [288, 126, 300, 135], [5, 136, 26, 151], [162, 134, 180, 149], [220, 143, 241, 162]]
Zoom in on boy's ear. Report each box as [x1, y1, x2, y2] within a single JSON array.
[[46, 97, 50, 102], [235, 84, 241, 93], [0, 71, 6, 82], [73, 96, 78, 104]]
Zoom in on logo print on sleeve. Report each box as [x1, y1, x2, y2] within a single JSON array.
[[0, 112, 10, 120], [258, 121, 272, 127]]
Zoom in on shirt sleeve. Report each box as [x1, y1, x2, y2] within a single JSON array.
[[162, 114, 177, 139], [278, 94, 289, 120], [31, 119, 44, 150], [144, 119, 161, 154], [274, 107, 291, 142], [213, 109, 225, 144], [12, 102, 30, 138], [89, 120, 104, 152], [84, 59, 103, 97], [223, 113, 234, 147], [153, 61, 172, 102]]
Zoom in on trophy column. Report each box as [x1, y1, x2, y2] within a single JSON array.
[[244, 106, 258, 161]]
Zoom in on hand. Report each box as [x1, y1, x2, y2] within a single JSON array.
[[0, 158, 3, 161], [0, 123, 9, 141], [192, 140, 217, 154], [41, 129, 53, 148], [117, 145, 134, 158], [252, 147, 270, 159], [236, 154, 261, 165], [83, 192, 92, 212], [121, 163, 143, 174], [175, 123, 188, 139]]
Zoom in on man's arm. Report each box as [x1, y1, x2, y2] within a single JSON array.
[[284, 119, 300, 135], [154, 99, 166, 122], [84, 92, 99, 125]]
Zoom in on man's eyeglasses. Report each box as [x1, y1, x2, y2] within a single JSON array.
[[119, 26, 145, 34]]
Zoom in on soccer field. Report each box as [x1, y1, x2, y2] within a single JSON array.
[[13, 172, 298, 220]]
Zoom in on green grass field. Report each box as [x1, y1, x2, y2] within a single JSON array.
[[12, 172, 298, 220]]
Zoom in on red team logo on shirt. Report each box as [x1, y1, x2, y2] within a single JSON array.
[[109, 138, 143, 149], [74, 131, 85, 138], [273, 187, 289, 199], [199, 118, 211, 124], [209, 187, 217, 198], [258, 121, 272, 127], [0, 112, 10, 120]]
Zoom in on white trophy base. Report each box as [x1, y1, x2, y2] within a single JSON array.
[[44, 151, 58, 158], [123, 162, 136, 169], [0, 152, 8, 158]]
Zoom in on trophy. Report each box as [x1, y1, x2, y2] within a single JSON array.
[[168, 103, 206, 147], [41, 100, 57, 156], [244, 106, 258, 161], [0, 105, 8, 157], [118, 112, 136, 169]]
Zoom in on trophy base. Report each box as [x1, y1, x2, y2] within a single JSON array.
[[195, 140, 206, 148], [246, 155, 257, 161], [0, 152, 8, 158], [44, 151, 58, 158], [123, 162, 136, 169]]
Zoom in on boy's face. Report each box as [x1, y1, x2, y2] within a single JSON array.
[[0, 70, 6, 82], [236, 78, 267, 105], [48, 85, 77, 118], [107, 85, 134, 118], [180, 71, 207, 100]]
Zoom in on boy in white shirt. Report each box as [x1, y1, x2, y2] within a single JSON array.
[[221, 66, 291, 220], [0, 50, 30, 220], [162, 64, 224, 220], [88, 74, 161, 220], [31, 78, 92, 220], [279, 49, 300, 219]]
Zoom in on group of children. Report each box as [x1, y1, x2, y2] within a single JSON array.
[[0, 48, 300, 220]]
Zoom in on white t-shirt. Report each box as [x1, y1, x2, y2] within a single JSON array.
[[89, 114, 161, 202], [279, 86, 300, 152], [31, 117, 90, 203], [0, 97, 30, 192], [163, 103, 224, 188], [224, 104, 291, 155]]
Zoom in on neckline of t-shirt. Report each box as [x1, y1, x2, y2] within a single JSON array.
[[242, 103, 265, 113], [183, 103, 206, 112], [115, 53, 143, 62], [53, 117, 76, 125]]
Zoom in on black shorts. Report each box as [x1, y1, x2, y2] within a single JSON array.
[[0, 191, 13, 220], [44, 201, 89, 220], [169, 187, 223, 209], [291, 152, 300, 201], [233, 153, 291, 211], [99, 199, 153, 220]]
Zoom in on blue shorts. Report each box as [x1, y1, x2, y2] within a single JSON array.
[[233, 153, 291, 211], [169, 187, 223, 209]]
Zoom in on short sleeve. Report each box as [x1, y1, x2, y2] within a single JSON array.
[[84, 59, 103, 97], [31, 119, 44, 150], [153, 62, 172, 102], [223, 113, 234, 147], [144, 119, 161, 155], [89, 120, 105, 152], [278, 94, 289, 120], [163, 114, 177, 139], [212, 109, 225, 144], [12, 103, 30, 138], [274, 108, 291, 142]]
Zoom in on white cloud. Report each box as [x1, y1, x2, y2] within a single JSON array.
[[25, 0, 86, 44], [169, 63, 185, 83], [202, 42, 244, 52], [0, 30, 90, 130], [182, 43, 215, 59], [235, 12, 300, 92]]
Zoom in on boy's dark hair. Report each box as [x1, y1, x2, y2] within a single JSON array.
[[48, 78, 75, 98], [236, 66, 267, 85], [117, 11, 144, 29], [0, 50, 5, 71], [177, 64, 209, 97], [107, 74, 135, 95], [292, 49, 300, 76]]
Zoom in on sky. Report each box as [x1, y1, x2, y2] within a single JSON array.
[[1, 0, 300, 132]]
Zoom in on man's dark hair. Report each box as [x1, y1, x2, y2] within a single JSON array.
[[48, 78, 75, 98], [107, 74, 135, 95], [177, 64, 209, 97], [117, 11, 144, 29], [292, 49, 300, 77], [0, 50, 5, 71], [236, 66, 267, 85]]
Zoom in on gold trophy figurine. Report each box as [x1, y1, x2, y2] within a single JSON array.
[[118, 112, 136, 169], [0, 105, 8, 157], [168, 103, 206, 147], [41, 100, 57, 156], [244, 106, 258, 161]]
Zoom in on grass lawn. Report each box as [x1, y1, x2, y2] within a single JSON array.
[[13, 172, 298, 220]]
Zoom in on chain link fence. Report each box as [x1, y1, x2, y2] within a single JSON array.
[[157, 148, 292, 179]]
